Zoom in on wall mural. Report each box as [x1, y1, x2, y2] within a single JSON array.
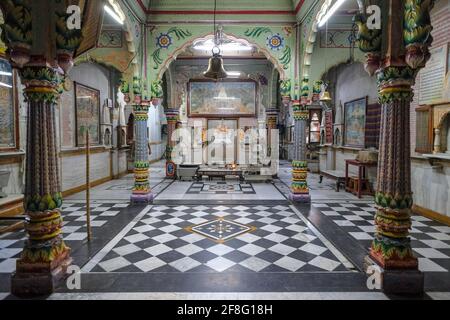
[[152, 27, 193, 70], [245, 27, 292, 70], [75, 82, 101, 146], [344, 96, 367, 148], [320, 29, 354, 49], [98, 29, 123, 48], [188, 80, 256, 117], [146, 24, 296, 87]]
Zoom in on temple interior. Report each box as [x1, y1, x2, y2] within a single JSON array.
[[0, 0, 450, 300]]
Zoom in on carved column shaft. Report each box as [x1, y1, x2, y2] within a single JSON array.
[[289, 98, 310, 203], [130, 102, 154, 203], [371, 66, 418, 269], [12, 65, 71, 295]]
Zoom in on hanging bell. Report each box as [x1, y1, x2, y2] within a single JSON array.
[[320, 91, 332, 102], [204, 47, 227, 80]]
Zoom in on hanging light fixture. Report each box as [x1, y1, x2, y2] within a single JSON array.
[[204, 0, 228, 80]]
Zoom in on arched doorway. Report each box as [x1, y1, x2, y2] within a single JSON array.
[[159, 33, 282, 169]]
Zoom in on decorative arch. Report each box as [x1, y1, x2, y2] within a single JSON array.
[[156, 32, 287, 80], [301, 0, 333, 79], [438, 110, 450, 130]]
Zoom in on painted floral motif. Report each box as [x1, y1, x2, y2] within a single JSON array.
[[280, 46, 291, 69], [156, 33, 173, 49], [266, 33, 285, 51], [151, 27, 192, 70], [283, 26, 293, 37]]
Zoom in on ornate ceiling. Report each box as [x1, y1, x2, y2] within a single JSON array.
[[144, 0, 298, 12]]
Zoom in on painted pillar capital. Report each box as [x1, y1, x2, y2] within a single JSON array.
[[165, 108, 180, 122], [312, 80, 323, 102], [279, 79, 292, 106], [300, 78, 310, 105], [120, 78, 131, 103], [151, 79, 164, 107]]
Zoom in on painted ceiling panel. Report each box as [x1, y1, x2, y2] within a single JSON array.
[[147, 0, 295, 11]]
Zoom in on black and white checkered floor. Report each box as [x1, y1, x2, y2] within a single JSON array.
[[312, 202, 450, 272], [0, 201, 129, 273], [85, 204, 353, 273], [187, 182, 256, 194], [2, 200, 450, 279]]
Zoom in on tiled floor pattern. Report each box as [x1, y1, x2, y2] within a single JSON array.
[[0, 201, 129, 273], [89, 204, 352, 273], [312, 202, 450, 273], [187, 181, 256, 194]]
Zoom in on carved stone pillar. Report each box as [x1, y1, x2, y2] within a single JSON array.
[[289, 84, 310, 203], [371, 66, 418, 269], [130, 78, 153, 203], [1, 0, 84, 296], [11, 65, 71, 296], [433, 128, 441, 154], [165, 108, 179, 177], [355, 0, 435, 294]]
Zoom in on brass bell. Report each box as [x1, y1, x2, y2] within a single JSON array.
[[204, 48, 227, 80], [320, 91, 332, 102]]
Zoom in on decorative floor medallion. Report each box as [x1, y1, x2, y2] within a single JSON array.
[[187, 182, 256, 194], [188, 218, 255, 243]]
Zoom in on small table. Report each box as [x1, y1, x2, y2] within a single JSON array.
[[345, 159, 377, 198], [319, 170, 346, 192], [197, 168, 244, 181]]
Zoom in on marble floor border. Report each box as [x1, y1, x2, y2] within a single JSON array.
[[59, 272, 372, 293], [293, 203, 369, 272], [9, 292, 394, 300], [81, 205, 153, 272], [153, 200, 290, 205], [290, 205, 355, 270]]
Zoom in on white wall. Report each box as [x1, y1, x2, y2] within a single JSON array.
[[58, 62, 125, 191], [412, 158, 450, 216]]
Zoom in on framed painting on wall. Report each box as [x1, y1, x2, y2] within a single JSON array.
[[188, 79, 257, 117], [0, 57, 19, 151], [344, 96, 367, 148], [75, 82, 101, 146]]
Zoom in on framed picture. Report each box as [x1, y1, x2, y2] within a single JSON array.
[[344, 96, 367, 148], [188, 79, 257, 117], [105, 98, 113, 108], [75, 82, 101, 146], [0, 57, 19, 151]]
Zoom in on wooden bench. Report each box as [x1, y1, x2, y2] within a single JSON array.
[[319, 170, 346, 192]]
